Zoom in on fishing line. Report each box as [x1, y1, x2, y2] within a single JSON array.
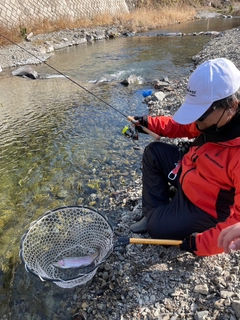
[[0, 33, 160, 140], [0, 33, 127, 118]]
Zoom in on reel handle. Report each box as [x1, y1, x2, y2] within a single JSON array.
[[127, 116, 160, 140]]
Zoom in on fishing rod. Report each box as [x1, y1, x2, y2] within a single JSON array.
[[0, 33, 160, 140]]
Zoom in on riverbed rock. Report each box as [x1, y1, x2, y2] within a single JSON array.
[[121, 74, 146, 86], [106, 28, 120, 38], [94, 30, 105, 40], [152, 91, 166, 101], [25, 32, 34, 41], [11, 65, 39, 79], [152, 79, 170, 89]]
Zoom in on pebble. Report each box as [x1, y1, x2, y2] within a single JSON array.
[[194, 284, 209, 295], [195, 311, 209, 320]]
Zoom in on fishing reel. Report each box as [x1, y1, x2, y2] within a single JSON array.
[[121, 125, 139, 140]]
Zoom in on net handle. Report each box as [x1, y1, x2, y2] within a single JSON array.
[[116, 237, 183, 247]]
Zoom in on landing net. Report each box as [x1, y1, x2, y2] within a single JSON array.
[[20, 206, 114, 288]]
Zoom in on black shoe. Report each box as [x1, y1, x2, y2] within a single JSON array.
[[130, 216, 147, 233]]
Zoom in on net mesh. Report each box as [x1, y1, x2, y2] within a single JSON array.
[[20, 206, 114, 288]]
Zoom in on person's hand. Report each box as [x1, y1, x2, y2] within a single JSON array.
[[218, 223, 240, 253], [180, 233, 198, 254], [133, 115, 148, 133]]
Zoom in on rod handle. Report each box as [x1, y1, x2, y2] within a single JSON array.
[[127, 116, 160, 140]]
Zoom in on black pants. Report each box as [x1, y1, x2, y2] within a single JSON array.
[[142, 141, 224, 240]]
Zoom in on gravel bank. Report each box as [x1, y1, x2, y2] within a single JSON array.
[[2, 26, 240, 320], [69, 26, 240, 320]]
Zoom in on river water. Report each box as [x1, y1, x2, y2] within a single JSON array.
[[0, 16, 239, 317]]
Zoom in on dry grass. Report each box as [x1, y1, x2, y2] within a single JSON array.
[[0, 5, 197, 46], [116, 6, 197, 32], [0, 27, 20, 46]]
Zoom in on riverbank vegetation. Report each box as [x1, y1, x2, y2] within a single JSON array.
[[0, 0, 237, 46]]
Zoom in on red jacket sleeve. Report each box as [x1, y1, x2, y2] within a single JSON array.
[[147, 116, 200, 139], [195, 212, 240, 256]]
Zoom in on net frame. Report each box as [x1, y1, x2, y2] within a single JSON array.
[[20, 206, 114, 288]]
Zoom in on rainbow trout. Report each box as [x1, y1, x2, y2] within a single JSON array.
[[52, 248, 100, 269]]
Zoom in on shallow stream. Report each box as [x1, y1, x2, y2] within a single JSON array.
[[0, 16, 239, 317]]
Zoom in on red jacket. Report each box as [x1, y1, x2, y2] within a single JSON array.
[[147, 115, 240, 256]]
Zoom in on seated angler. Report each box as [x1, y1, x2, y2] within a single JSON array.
[[130, 57, 240, 256]]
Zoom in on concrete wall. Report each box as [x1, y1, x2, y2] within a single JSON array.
[[0, 0, 129, 29]]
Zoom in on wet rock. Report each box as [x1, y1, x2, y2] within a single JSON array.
[[86, 33, 95, 42], [11, 65, 39, 79], [93, 30, 105, 40], [56, 189, 68, 198], [158, 32, 183, 37], [204, 30, 220, 36], [121, 74, 145, 86], [106, 28, 119, 38]]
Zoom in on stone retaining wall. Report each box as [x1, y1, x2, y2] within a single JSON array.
[[0, 0, 129, 29]]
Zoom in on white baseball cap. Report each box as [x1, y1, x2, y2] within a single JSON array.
[[172, 58, 240, 125]]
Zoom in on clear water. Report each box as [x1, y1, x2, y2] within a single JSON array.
[[0, 16, 239, 316]]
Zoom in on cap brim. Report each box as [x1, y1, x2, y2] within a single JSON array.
[[172, 102, 211, 125]]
